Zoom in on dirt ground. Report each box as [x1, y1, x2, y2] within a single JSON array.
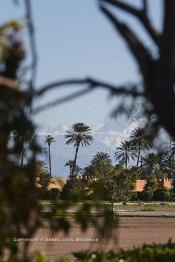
[[26, 215, 175, 259]]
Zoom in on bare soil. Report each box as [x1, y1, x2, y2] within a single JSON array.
[[27, 215, 175, 259]]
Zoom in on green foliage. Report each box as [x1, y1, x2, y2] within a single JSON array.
[[1, 2, 175, 261], [103, 168, 137, 203], [73, 242, 175, 262], [62, 153, 137, 203], [142, 152, 169, 178], [114, 141, 136, 167], [61, 177, 89, 201], [84, 152, 113, 181], [2, 242, 175, 261], [44, 135, 55, 177], [0, 18, 115, 261], [139, 175, 158, 201], [0, 26, 42, 259], [154, 188, 172, 201], [129, 127, 152, 167], [36, 161, 60, 200], [65, 123, 93, 177], [65, 123, 93, 148]]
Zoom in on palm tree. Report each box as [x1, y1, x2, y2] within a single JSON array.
[[65, 123, 93, 177], [130, 127, 152, 167], [114, 140, 136, 168], [156, 152, 169, 172], [142, 153, 158, 174], [44, 135, 55, 177], [65, 160, 82, 177], [65, 160, 74, 177], [91, 152, 112, 166], [170, 140, 175, 177], [12, 131, 30, 167], [142, 152, 169, 176], [84, 152, 112, 179]]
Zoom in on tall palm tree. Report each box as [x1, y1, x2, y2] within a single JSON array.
[[156, 152, 169, 172], [142, 153, 158, 174], [142, 152, 169, 176], [44, 135, 55, 177], [12, 131, 30, 167], [65, 123, 93, 177], [114, 140, 136, 168], [130, 127, 152, 167]]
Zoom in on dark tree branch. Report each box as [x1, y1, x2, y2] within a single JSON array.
[[101, 0, 160, 46], [24, 0, 38, 88], [142, 0, 148, 13], [158, 0, 175, 92], [33, 87, 93, 114], [34, 78, 143, 97], [100, 5, 152, 80], [102, 0, 140, 15], [31, 77, 143, 114], [35, 79, 92, 96]]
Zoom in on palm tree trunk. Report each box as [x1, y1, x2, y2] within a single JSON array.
[[69, 166, 72, 177], [137, 146, 141, 167], [20, 152, 24, 167], [48, 143, 52, 178], [72, 143, 80, 177], [20, 137, 25, 168], [125, 148, 128, 167]]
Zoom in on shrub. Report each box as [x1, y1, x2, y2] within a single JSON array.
[[139, 189, 154, 201], [6, 242, 175, 261], [73, 241, 175, 262], [154, 188, 172, 201]]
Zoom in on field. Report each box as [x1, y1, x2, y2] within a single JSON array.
[[25, 206, 175, 259]]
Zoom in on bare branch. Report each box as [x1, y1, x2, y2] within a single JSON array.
[[158, 0, 175, 92], [101, 0, 160, 46], [24, 0, 38, 88], [102, 0, 140, 16], [33, 88, 93, 114], [34, 78, 143, 97], [100, 5, 152, 80], [142, 0, 148, 13], [30, 77, 143, 114], [35, 79, 91, 96]]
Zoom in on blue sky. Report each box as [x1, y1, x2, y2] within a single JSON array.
[[0, 0, 163, 176], [0, 0, 161, 128]]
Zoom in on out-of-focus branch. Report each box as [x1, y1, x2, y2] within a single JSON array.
[[34, 78, 142, 97], [100, 5, 152, 81], [142, 0, 148, 13], [100, 0, 160, 46], [101, 0, 139, 16], [158, 0, 175, 92], [24, 0, 38, 88], [33, 87, 93, 114], [31, 77, 143, 114]]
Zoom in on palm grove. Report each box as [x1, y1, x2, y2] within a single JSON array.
[[42, 123, 175, 203]]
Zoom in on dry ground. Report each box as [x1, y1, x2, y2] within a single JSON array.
[[26, 207, 175, 259]]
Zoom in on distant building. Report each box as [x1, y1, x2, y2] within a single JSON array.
[[135, 180, 147, 192], [134, 179, 173, 192], [48, 178, 173, 192], [48, 177, 68, 191]]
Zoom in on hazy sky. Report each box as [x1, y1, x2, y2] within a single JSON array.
[[0, 0, 161, 129]]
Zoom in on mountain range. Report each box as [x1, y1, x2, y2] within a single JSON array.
[[38, 117, 142, 177]]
